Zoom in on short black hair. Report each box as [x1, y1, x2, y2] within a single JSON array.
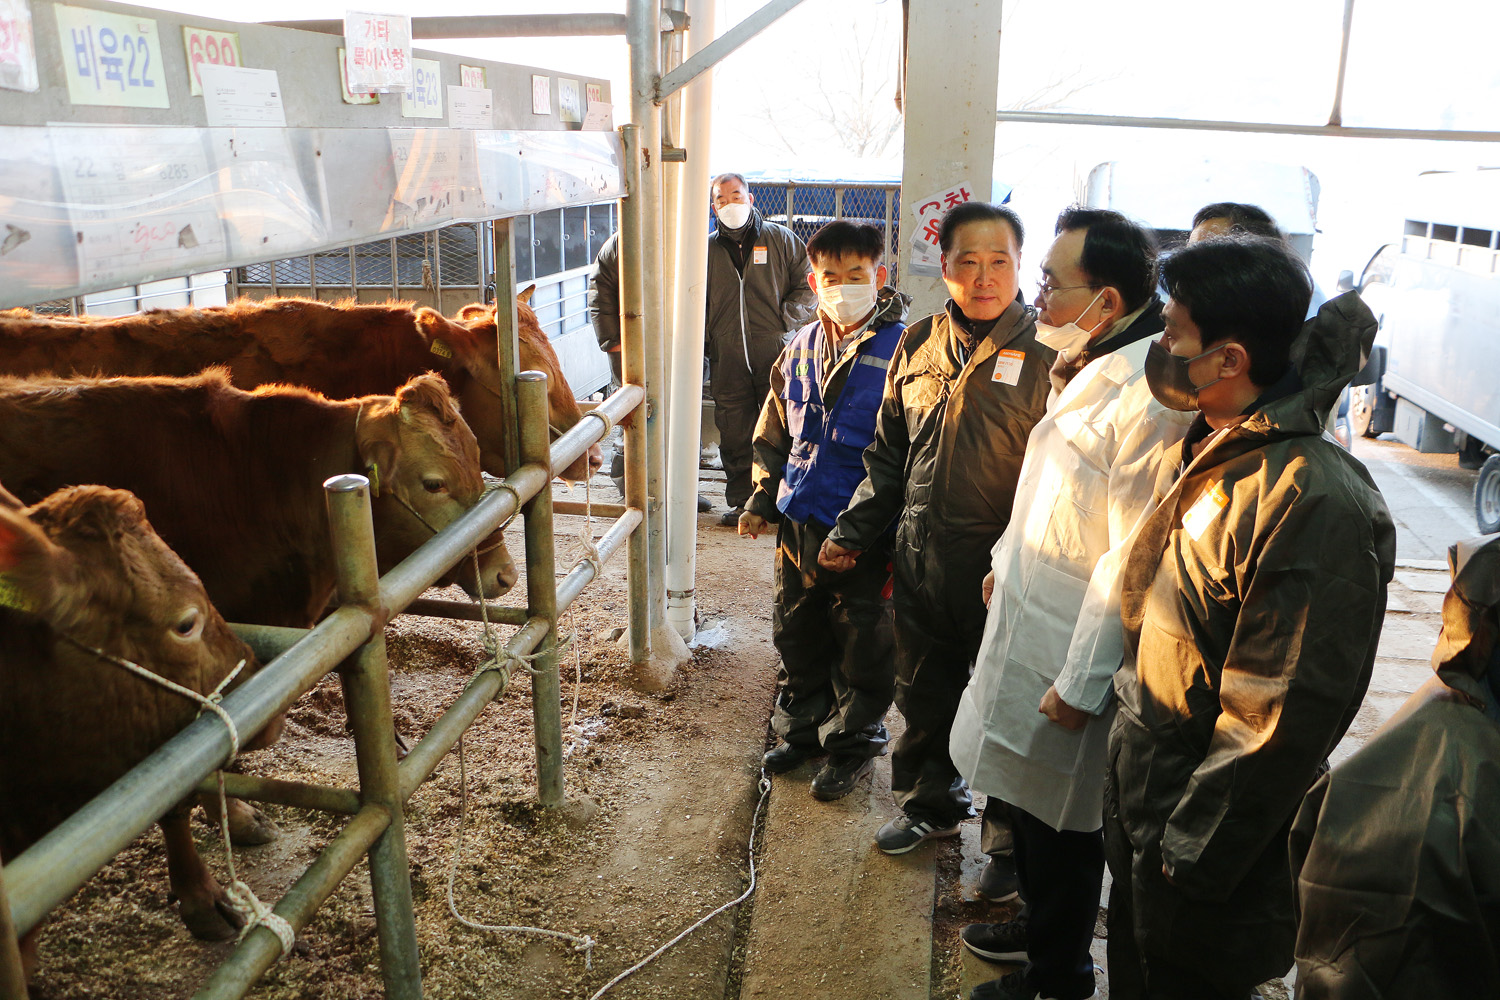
[[1054, 206, 1158, 313], [939, 202, 1024, 254], [807, 220, 884, 266], [1191, 202, 1283, 242], [711, 172, 747, 198], [1161, 234, 1312, 386]]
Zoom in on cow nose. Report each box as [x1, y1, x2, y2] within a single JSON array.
[[587, 443, 603, 473], [492, 554, 520, 595]]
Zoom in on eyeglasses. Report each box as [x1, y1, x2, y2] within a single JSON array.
[[1035, 281, 1096, 301]]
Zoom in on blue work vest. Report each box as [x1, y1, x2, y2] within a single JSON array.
[[777, 316, 904, 528]]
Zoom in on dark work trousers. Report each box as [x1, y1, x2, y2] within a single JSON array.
[[980, 796, 1016, 856], [889, 578, 990, 827], [771, 516, 895, 759], [710, 350, 774, 510], [1102, 803, 1253, 1000], [1009, 803, 1104, 1000]]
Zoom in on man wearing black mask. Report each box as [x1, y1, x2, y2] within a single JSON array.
[[706, 173, 815, 525]]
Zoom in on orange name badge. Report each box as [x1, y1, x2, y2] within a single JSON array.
[[991, 348, 1025, 385], [1182, 482, 1230, 540], [753, 245, 768, 265]]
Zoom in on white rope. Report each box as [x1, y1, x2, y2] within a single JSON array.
[[585, 772, 774, 1000], [59, 638, 297, 958]]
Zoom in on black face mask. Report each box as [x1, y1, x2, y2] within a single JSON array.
[[1143, 339, 1224, 411]]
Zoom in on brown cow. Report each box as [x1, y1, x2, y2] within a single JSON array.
[[0, 369, 516, 628], [0, 485, 284, 979], [0, 291, 601, 482]]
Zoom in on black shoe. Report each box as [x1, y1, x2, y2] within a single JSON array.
[[762, 742, 822, 774], [719, 506, 744, 526], [810, 755, 875, 801], [960, 917, 1028, 963], [970, 968, 1096, 1000], [697, 494, 713, 512], [978, 854, 1021, 903]]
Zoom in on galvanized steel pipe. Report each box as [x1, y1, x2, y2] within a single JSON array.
[[520, 373, 566, 807], [548, 383, 644, 478], [264, 13, 630, 38], [618, 123, 652, 670], [193, 772, 362, 817]]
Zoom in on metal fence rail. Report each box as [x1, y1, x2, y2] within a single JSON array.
[[0, 369, 646, 1000]]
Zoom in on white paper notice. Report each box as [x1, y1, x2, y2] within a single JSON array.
[[531, 74, 550, 115], [400, 57, 441, 119], [447, 86, 492, 129], [557, 77, 581, 124], [54, 4, 169, 108], [200, 65, 286, 126], [908, 179, 977, 275], [343, 10, 411, 93], [49, 127, 226, 287], [580, 101, 613, 131], [0, 0, 40, 92]]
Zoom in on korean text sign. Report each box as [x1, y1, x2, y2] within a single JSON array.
[[343, 11, 411, 93], [182, 25, 240, 97], [54, 4, 168, 108], [0, 0, 40, 93]]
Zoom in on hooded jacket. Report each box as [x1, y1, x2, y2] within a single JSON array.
[[746, 289, 910, 530], [1108, 290, 1396, 988], [1289, 534, 1500, 1000], [827, 297, 1053, 599], [705, 208, 816, 375], [950, 302, 1192, 833], [586, 232, 622, 352]]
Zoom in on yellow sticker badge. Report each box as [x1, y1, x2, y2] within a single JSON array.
[[1182, 482, 1229, 541], [991, 348, 1024, 386]]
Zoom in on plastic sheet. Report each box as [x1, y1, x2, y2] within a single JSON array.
[[0, 124, 623, 307]]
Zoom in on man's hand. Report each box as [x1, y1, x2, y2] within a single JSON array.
[[818, 538, 860, 572], [981, 570, 995, 608], [1038, 685, 1090, 731], [738, 511, 768, 539]]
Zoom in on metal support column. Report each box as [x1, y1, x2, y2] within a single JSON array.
[[325, 475, 422, 1000], [491, 218, 523, 475], [618, 123, 651, 671], [518, 372, 564, 806], [0, 863, 26, 1000], [628, 0, 671, 641]]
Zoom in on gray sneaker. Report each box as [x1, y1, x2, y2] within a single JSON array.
[[874, 813, 960, 854], [978, 854, 1021, 903]]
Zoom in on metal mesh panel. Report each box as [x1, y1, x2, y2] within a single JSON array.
[[437, 224, 481, 286], [312, 251, 353, 287], [273, 258, 312, 284], [393, 233, 430, 288], [237, 261, 274, 285], [354, 240, 395, 285], [27, 298, 75, 315], [750, 184, 788, 227]]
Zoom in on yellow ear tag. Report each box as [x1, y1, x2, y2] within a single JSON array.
[[430, 340, 453, 359], [0, 573, 37, 614], [367, 462, 382, 496]]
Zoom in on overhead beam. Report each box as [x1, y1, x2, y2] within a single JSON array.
[[264, 13, 630, 38], [656, 0, 807, 102], [995, 110, 1500, 143]]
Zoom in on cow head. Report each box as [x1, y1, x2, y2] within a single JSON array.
[[426, 291, 601, 483], [354, 374, 518, 598], [0, 486, 281, 756]]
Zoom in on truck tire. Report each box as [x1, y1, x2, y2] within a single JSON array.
[[1478, 454, 1500, 535]]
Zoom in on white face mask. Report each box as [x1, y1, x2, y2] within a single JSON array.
[[1034, 287, 1107, 362], [818, 282, 878, 326], [716, 202, 752, 230]]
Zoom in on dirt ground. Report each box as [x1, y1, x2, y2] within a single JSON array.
[[25, 468, 785, 1000]]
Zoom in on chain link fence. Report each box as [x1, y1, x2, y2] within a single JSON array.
[[747, 181, 902, 282]]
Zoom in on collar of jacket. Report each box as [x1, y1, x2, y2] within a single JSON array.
[[1080, 296, 1163, 365], [939, 297, 1032, 373], [1433, 536, 1500, 699], [713, 206, 762, 246]]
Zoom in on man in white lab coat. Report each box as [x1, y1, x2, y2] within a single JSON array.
[[949, 208, 1191, 1000]]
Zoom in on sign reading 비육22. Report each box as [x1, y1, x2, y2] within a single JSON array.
[[54, 4, 168, 108]]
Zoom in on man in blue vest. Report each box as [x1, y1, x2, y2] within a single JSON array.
[[739, 221, 909, 801]]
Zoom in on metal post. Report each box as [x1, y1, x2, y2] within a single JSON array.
[[618, 123, 651, 670], [0, 863, 27, 1000], [518, 372, 564, 806], [324, 474, 422, 1000], [629, 0, 671, 641], [491, 218, 523, 475], [1328, 0, 1357, 127]]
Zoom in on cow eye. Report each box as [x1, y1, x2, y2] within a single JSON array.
[[171, 607, 203, 641], [423, 478, 448, 494]]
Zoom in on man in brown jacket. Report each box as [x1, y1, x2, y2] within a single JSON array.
[[1105, 235, 1395, 999]]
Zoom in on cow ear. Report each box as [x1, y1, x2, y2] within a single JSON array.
[[517, 284, 536, 305], [0, 504, 60, 614], [456, 303, 492, 321], [395, 373, 463, 427], [354, 406, 398, 497], [414, 309, 481, 367]]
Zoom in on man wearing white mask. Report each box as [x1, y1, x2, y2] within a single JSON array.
[[949, 208, 1190, 1000], [738, 221, 909, 798], [707, 173, 817, 525]]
